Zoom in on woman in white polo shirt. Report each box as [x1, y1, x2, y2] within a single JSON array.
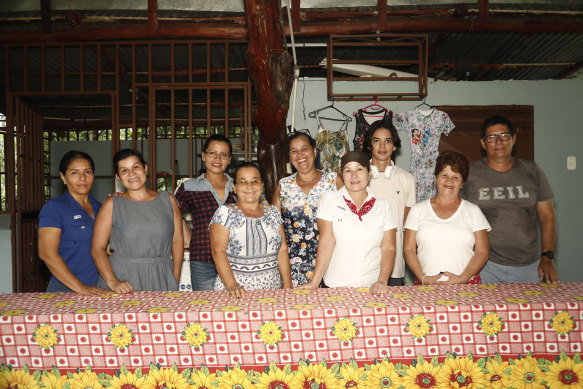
[[298, 151, 397, 293]]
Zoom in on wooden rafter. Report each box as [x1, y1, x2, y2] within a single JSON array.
[[2, 11, 583, 43]]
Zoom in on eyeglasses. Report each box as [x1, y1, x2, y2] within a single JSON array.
[[483, 132, 513, 143], [205, 151, 230, 160], [236, 179, 262, 187], [287, 128, 311, 138]]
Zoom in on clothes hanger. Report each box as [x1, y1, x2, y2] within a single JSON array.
[[308, 101, 352, 122], [414, 97, 434, 116], [354, 97, 388, 117]]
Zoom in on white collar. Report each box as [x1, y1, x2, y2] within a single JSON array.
[[370, 160, 395, 180], [339, 185, 375, 203]]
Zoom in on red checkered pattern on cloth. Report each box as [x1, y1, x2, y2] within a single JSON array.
[[0, 283, 581, 370]]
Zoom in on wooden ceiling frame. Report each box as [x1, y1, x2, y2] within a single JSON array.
[[326, 33, 428, 101]]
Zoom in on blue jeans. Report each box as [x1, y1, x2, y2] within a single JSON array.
[[190, 261, 218, 291], [46, 278, 73, 293], [480, 260, 540, 284]]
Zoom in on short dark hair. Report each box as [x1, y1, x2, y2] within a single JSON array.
[[363, 120, 401, 155], [203, 134, 232, 155], [286, 130, 316, 154], [481, 116, 516, 138], [59, 150, 95, 175], [113, 148, 147, 173], [234, 161, 263, 183], [434, 150, 469, 182]]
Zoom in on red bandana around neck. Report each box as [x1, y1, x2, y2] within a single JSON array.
[[343, 195, 376, 221]]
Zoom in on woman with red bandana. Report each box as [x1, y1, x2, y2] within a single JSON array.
[[297, 151, 397, 293]]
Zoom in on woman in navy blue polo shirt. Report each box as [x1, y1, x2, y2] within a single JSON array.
[[38, 150, 109, 295]]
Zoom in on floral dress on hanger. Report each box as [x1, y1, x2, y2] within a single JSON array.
[[393, 107, 455, 202], [279, 171, 338, 286], [315, 114, 350, 174]]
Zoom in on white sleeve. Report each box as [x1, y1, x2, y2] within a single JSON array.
[[315, 190, 336, 221], [405, 174, 417, 208], [382, 202, 398, 231], [209, 205, 230, 229], [468, 201, 492, 232], [404, 202, 421, 231]]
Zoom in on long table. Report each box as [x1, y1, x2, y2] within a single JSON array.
[[1, 282, 581, 370]]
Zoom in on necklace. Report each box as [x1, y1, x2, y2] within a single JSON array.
[[297, 171, 320, 183]]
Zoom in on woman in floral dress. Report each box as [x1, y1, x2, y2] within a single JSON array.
[[210, 162, 292, 298], [272, 131, 343, 286]]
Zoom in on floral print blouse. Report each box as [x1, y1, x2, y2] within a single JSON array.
[[279, 171, 338, 286]]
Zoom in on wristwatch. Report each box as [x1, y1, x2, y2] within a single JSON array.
[[541, 251, 555, 260]]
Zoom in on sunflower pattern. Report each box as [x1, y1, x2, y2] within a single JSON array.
[[216, 366, 253, 389], [507, 355, 545, 389], [406, 314, 433, 339], [435, 299, 458, 306], [32, 324, 61, 350], [1, 284, 582, 375], [543, 353, 583, 389], [1, 353, 582, 388], [478, 312, 505, 337], [402, 356, 441, 389], [438, 354, 488, 388], [332, 317, 358, 342], [106, 323, 135, 351], [250, 363, 294, 389], [257, 321, 284, 346], [366, 360, 403, 388], [550, 311, 576, 335], [182, 322, 210, 348]]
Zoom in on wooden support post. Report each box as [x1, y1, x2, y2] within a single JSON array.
[[479, 0, 489, 21], [378, 0, 387, 26], [244, 0, 294, 200], [292, 0, 301, 33], [41, 0, 52, 35], [148, 0, 158, 33]]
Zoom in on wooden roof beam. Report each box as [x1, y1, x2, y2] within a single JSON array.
[[1, 17, 583, 43], [557, 58, 583, 79]]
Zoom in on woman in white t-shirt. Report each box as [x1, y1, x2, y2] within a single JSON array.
[[404, 151, 490, 285], [298, 151, 397, 293]]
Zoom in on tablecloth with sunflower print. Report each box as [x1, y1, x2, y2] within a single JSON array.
[[0, 283, 581, 371]]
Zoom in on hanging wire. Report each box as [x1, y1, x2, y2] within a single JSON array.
[[286, 0, 300, 132]]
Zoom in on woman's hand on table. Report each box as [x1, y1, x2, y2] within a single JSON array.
[[75, 285, 112, 296], [295, 281, 319, 290], [369, 281, 389, 294], [227, 284, 248, 299], [435, 271, 466, 285], [107, 280, 134, 294], [421, 274, 445, 285]]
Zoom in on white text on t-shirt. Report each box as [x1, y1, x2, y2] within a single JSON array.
[[478, 186, 530, 200]]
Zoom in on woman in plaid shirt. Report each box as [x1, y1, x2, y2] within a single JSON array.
[[175, 135, 237, 291]]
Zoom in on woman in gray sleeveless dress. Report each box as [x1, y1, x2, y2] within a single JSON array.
[[92, 149, 183, 293]]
